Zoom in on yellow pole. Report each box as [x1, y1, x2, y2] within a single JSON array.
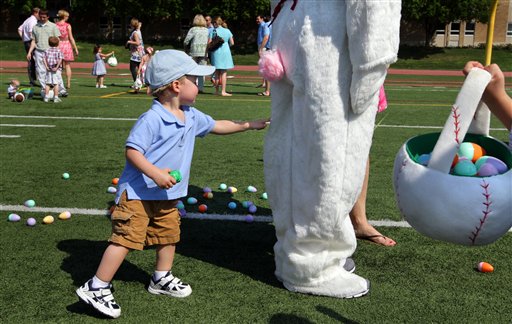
[[485, 0, 499, 65]]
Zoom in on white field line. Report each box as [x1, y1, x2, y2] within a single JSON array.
[[0, 115, 507, 131], [1, 204, 510, 231], [0, 135, 20, 138], [0, 124, 55, 128]]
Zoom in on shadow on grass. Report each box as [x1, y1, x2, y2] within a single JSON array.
[[178, 217, 280, 287], [57, 239, 149, 287]]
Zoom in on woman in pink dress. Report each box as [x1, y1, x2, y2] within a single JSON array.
[[56, 10, 79, 89]]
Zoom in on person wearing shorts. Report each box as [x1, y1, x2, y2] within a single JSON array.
[[75, 49, 268, 319]]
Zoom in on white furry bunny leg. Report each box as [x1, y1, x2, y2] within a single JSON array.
[[264, 1, 377, 298]]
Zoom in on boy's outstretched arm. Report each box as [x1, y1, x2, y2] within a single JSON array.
[[125, 147, 176, 189], [211, 118, 269, 135]]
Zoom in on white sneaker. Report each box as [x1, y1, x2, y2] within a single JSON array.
[[43, 97, 49, 103], [95, 84, 99, 88], [99, 85, 107, 89], [147, 271, 192, 297], [53, 97, 62, 103], [76, 279, 121, 318]]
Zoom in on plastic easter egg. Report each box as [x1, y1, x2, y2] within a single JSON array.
[[169, 170, 182, 183], [62, 172, 70, 180], [26, 217, 36, 226], [58, 211, 71, 220], [8, 213, 21, 222], [227, 202, 237, 210], [112, 177, 119, 185], [187, 197, 198, 205], [227, 186, 238, 193], [248, 204, 257, 214], [198, 204, 208, 213], [242, 201, 253, 208], [261, 192, 268, 200], [43, 215, 54, 224], [24, 199, 36, 208], [107, 186, 117, 194], [458, 142, 486, 163], [203, 187, 212, 193], [219, 183, 227, 190], [477, 163, 499, 177], [475, 156, 508, 174], [417, 153, 431, 166], [452, 159, 477, 177], [176, 200, 185, 209], [178, 208, 187, 217], [203, 192, 213, 199], [246, 185, 257, 193], [245, 215, 254, 223], [477, 261, 494, 273]]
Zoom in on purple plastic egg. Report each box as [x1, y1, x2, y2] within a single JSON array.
[[475, 156, 508, 174], [245, 215, 254, 223], [248, 205, 257, 214], [477, 163, 499, 177], [26, 217, 36, 226]]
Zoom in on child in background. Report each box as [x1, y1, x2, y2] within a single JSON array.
[[134, 46, 154, 93], [43, 36, 63, 103], [76, 50, 268, 319], [91, 44, 114, 89], [7, 79, 20, 99]]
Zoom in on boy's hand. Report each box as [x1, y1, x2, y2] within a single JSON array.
[[248, 118, 270, 130], [153, 168, 177, 190]]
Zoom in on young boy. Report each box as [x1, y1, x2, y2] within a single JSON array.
[[7, 79, 20, 99], [43, 36, 63, 103], [76, 49, 268, 319]]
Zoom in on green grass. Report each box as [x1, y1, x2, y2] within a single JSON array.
[[1, 63, 511, 323], [1, 38, 511, 69]]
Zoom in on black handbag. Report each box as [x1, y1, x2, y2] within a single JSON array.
[[207, 29, 224, 52]]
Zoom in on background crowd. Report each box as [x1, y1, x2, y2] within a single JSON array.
[[14, 8, 274, 101]]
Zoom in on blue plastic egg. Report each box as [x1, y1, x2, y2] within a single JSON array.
[[187, 197, 198, 205], [452, 159, 477, 176], [228, 202, 237, 209]]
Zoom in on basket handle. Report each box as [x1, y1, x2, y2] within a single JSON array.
[[427, 68, 492, 173]]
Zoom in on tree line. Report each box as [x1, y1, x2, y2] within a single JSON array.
[[5, 0, 495, 47]]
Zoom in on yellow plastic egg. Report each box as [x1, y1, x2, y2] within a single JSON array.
[[58, 211, 71, 220], [43, 215, 55, 224]]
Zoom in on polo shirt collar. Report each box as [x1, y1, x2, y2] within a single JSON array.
[[150, 99, 192, 126]]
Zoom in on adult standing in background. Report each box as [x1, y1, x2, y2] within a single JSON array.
[[56, 10, 79, 89], [256, 15, 271, 96], [208, 17, 234, 96], [205, 15, 214, 33], [26, 9, 67, 97], [184, 14, 209, 93], [126, 18, 145, 83], [17, 7, 39, 86]]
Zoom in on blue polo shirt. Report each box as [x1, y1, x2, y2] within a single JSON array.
[[116, 100, 215, 202], [257, 22, 271, 49]]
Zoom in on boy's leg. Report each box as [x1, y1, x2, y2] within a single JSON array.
[[96, 243, 130, 282], [146, 205, 191, 297], [155, 243, 176, 271], [148, 243, 191, 297], [76, 243, 128, 319]]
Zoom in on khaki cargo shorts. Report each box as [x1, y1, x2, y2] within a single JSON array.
[[109, 191, 181, 250]]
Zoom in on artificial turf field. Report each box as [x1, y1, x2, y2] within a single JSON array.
[[1, 63, 511, 323]]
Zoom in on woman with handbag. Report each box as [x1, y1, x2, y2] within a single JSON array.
[[208, 17, 234, 96], [184, 14, 209, 93], [126, 18, 145, 84]]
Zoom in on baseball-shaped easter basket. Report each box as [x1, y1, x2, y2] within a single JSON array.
[[393, 69, 512, 246]]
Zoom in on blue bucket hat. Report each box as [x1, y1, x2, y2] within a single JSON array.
[[145, 49, 216, 91]]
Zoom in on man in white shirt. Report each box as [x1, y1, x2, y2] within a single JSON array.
[[18, 7, 39, 86]]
